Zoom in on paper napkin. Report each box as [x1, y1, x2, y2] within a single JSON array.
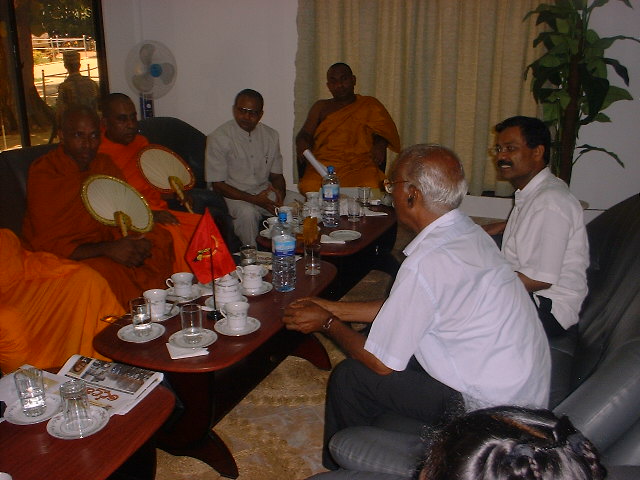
[[166, 343, 209, 359], [320, 234, 345, 244]]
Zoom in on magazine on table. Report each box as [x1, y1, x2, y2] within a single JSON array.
[[57, 354, 163, 415]]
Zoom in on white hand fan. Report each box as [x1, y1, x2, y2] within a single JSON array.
[[81, 175, 153, 237], [137, 144, 196, 213]]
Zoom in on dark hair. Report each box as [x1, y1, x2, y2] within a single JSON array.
[[234, 89, 264, 111], [328, 62, 353, 76], [420, 406, 606, 480], [101, 92, 134, 117], [495, 116, 551, 165]]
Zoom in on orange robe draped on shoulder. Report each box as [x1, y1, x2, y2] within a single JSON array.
[[298, 95, 401, 193], [99, 133, 199, 272], [0, 229, 124, 373], [22, 147, 175, 309]]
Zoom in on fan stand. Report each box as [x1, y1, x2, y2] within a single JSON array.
[[140, 93, 154, 119]]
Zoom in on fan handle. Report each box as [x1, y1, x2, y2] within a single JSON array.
[[169, 175, 194, 213]]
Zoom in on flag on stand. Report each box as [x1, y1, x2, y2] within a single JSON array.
[[185, 210, 236, 284]]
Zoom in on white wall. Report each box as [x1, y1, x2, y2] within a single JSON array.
[[101, 0, 299, 186], [101, 1, 639, 210], [570, 1, 640, 222]]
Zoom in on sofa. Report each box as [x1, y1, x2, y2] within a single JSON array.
[[0, 117, 240, 250], [317, 193, 640, 478]]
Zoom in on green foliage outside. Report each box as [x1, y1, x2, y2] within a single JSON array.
[[30, 0, 93, 38]]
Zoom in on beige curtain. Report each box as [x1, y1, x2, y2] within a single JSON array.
[[295, 0, 543, 194]]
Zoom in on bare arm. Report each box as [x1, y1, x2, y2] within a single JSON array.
[[482, 221, 507, 236], [371, 134, 389, 168], [268, 173, 286, 205], [295, 101, 325, 170], [303, 297, 385, 323], [282, 300, 392, 375], [517, 272, 551, 293], [212, 181, 279, 215], [70, 235, 152, 268]]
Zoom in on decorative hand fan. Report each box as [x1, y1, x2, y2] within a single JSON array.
[[137, 144, 196, 213], [81, 175, 153, 237]]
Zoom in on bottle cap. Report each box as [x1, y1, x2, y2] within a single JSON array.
[[278, 212, 287, 222], [327, 166, 335, 174]]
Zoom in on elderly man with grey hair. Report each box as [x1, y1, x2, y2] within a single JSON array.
[[283, 144, 550, 474]]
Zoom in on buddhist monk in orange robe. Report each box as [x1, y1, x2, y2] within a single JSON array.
[[22, 106, 175, 309], [296, 63, 401, 193], [99, 93, 199, 272], [0, 229, 123, 373]]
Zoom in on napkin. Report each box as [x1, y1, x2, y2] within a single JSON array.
[[320, 234, 345, 244], [363, 208, 388, 216], [166, 343, 209, 359]]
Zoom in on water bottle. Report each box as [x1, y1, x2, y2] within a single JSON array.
[[322, 165, 340, 227], [271, 212, 296, 292]]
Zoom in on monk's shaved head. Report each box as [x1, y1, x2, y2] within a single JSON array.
[[60, 105, 101, 170]]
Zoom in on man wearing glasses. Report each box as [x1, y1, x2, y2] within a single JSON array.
[[283, 144, 550, 472], [206, 89, 302, 245], [485, 116, 589, 338]]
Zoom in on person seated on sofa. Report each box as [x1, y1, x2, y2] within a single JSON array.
[[283, 144, 550, 470], [484, 116, 589, 337], [22, 106, 175, 308], [295, 62, 401, 194], [0, 229, 124, 374], [310, 406, 608, 480], [205, 88, 303, 246]]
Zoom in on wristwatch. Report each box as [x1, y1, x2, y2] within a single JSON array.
[[322, 316, 335, 330]]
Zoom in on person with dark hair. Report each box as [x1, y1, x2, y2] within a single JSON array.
[[56, 50, 100, 126], [484, 116, 589, 337], [420, 406, 606, 480], [284, 144, 550, 472], [296, 63, 401, 193], [205, 88, 303, 245]]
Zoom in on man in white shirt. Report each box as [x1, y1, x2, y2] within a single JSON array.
[[283, 144, 550, 470], [205, 89, 303, 245], [485, 116, 589, 337]]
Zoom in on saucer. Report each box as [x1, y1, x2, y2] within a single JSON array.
[[168, 328, 217, 349], [241, 281, 273, 296], [259, 228, 272, 239], [153, 304, 179, 322], [117, 323, 165, 343], [204, 296, 247, 310], [215, 317, 261, 336], [165, 285, 201, 302], [47, 405, 109, 439], [4, 395, 62, 425], [329, 230, 362, 241]]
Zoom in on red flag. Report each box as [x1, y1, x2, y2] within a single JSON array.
[[185, 210, 236, 284]]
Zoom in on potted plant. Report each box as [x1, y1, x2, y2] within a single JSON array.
[[524, 0, 639, 183]]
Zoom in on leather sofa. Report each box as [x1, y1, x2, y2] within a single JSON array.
[[315, 193, 640, 479]]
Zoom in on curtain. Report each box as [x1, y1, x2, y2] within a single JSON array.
[[295, 0, 543, 194]]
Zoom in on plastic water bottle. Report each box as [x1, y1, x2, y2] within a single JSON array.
[[322, 165, 340, 227], [271, 212, 296, 292]]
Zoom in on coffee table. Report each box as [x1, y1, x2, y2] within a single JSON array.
[[0, 384, 175, 480], [257, 206, 399, 299], [93, 260, 337, 479]]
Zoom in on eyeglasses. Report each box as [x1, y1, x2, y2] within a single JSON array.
[[383, 179, 409, 194], [491, 144, 521, 155], [235, 106, 262, 117]]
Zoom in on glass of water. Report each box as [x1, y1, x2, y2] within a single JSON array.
[[14, 367, 46, 417], [130, 297, 152, 337], [180, 303, 203, 345]]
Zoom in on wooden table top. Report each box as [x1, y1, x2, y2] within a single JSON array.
[[256, 206, 397, 256], [0, 384, 175, 480], [93, 260, 337, 374]]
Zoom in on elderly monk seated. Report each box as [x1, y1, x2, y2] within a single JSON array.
[[0, 229, 123, 374], [296, 62, 401, 193], [22, 106, 175, 309], [98, 93, 202, 272]]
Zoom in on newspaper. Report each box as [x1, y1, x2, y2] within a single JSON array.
[[57, 354, 163, 415]]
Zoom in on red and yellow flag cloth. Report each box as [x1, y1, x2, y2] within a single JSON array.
[[185, 210, 236, 284]]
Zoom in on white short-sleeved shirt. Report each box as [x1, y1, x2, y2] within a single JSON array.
[[205, 120, 283, 194], [501, 168, 589, 329], [364, 209, 551, 410]]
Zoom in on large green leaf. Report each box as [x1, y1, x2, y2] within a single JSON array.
[[604, 58, 630, 85], [594, 35, 640, 51], [600, 85, 633, 111], [574, 144, 624, 167]]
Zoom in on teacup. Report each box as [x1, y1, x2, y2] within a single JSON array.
[[221, 301, 250, 331], [143, 288, 168, 320], [166, 272, 194, 297], [215, 274, 242, 302], [262, 216, 279, 231], [236, 264, 267, 290]]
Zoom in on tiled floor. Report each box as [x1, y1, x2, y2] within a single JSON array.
[[155, 225, 412, 479]]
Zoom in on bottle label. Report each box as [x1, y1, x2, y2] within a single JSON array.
[[273, 235, 296, 256], [323, 184, 339, 200]]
